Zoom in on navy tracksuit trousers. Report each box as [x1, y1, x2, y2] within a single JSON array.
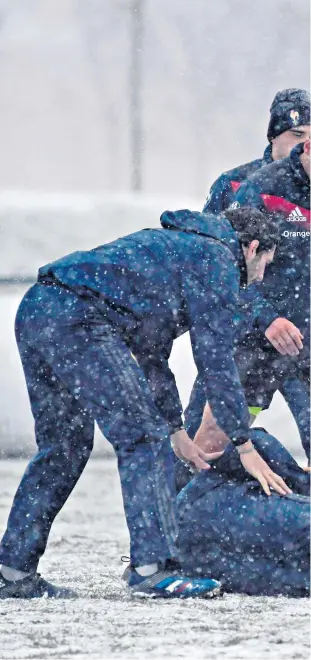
[[0, 283, 177, 572], [234, 336, 310, 462]]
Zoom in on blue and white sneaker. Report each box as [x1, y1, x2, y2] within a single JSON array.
[[123, 559, 222, 599], [0, 572, 77, 599]]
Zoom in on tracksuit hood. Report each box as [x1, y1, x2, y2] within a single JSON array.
[[160, 209, 243, 264]]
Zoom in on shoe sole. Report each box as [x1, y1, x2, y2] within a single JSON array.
[[130, 585, 223, 600]]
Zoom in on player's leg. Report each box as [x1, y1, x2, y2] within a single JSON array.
[[35, 322, 178, 568], [280, 377, 310, 464], [184, 337, 274, 447], [0, 341, 94, 578], [238, 337, 311, 461], [0, 286, 95, 597]]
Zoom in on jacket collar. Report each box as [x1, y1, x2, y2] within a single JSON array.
[[288, 142, 309, 186], [263, 143, 273, 164]]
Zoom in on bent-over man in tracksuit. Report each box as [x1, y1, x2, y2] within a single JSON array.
[[0, 207, 290, 600]]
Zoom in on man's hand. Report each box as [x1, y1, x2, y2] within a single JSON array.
[[237, 440, 292, 496], [265, 318, 303, 356], [171, 428, 224, 471]]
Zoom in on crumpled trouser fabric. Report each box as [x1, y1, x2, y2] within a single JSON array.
[[0, 283, 177, 572], [235, 334, 310, 461]]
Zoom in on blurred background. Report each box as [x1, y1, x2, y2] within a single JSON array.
[[0, 0, 309, 456]]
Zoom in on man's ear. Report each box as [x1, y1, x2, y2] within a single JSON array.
[[304, 138, 310, 156], [244, 240, 259, 260]]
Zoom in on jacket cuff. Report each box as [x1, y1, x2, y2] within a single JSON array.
[[256, 308, 279, 334], [231, 435, 250, 447], [168, 418, 184, 435], [240, 283, 279, 334]]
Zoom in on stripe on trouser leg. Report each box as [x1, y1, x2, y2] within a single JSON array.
[[105, 336, 158, 422], [97, 332, 178, 558], [151, 444, 178, 557]]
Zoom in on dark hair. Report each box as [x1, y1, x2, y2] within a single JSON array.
[[225, 207, 279, 253]]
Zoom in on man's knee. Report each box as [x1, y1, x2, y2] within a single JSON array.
[[35, 412, 94, 460]]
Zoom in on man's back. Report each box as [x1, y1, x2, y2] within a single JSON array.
[[38, 209, 253, 444], [38, 210, 241, 347]]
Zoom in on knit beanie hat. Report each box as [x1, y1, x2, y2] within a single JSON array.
[[267, 88, 310, 141]]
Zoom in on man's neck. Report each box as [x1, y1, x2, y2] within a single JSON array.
[[271, 143, 278, 161], [300, 153, 310, 179]]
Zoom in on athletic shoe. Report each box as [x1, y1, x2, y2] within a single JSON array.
[[123, 559, 222, 599], [0, 572, 77, 599]]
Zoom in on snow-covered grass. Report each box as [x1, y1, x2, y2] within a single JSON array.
[[0, 458, 309, 660]]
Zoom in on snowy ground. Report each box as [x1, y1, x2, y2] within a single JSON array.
[[0, 458, 310, 660]]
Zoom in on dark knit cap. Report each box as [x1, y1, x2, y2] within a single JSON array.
[[267, 88, 310, 141]]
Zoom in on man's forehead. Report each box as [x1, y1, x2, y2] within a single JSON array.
[[288, 124, 310, 133]]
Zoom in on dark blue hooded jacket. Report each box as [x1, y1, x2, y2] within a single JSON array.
[[202, 145, 273, 214], [185, 144, 310, 438], [233, 142, 310, 336], [38, 210, 250, 445]]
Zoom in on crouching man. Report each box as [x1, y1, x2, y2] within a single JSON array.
[[0, 207, 290, 600], [176, 428, 310, 597]]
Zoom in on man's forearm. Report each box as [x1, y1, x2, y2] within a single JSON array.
[[237, 283, 279, 337]]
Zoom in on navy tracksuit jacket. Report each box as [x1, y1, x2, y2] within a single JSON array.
[[202, 144, 273, 214], [0, 210, 252, 573], [232, 143, 310, 459], [187, 143, 310, 460], [234, 142, 310, 336]]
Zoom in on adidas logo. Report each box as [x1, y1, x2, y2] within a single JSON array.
[[288, 207, 307, 222]]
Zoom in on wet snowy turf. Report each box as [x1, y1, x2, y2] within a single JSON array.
[[0, 459, 309, 660]]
